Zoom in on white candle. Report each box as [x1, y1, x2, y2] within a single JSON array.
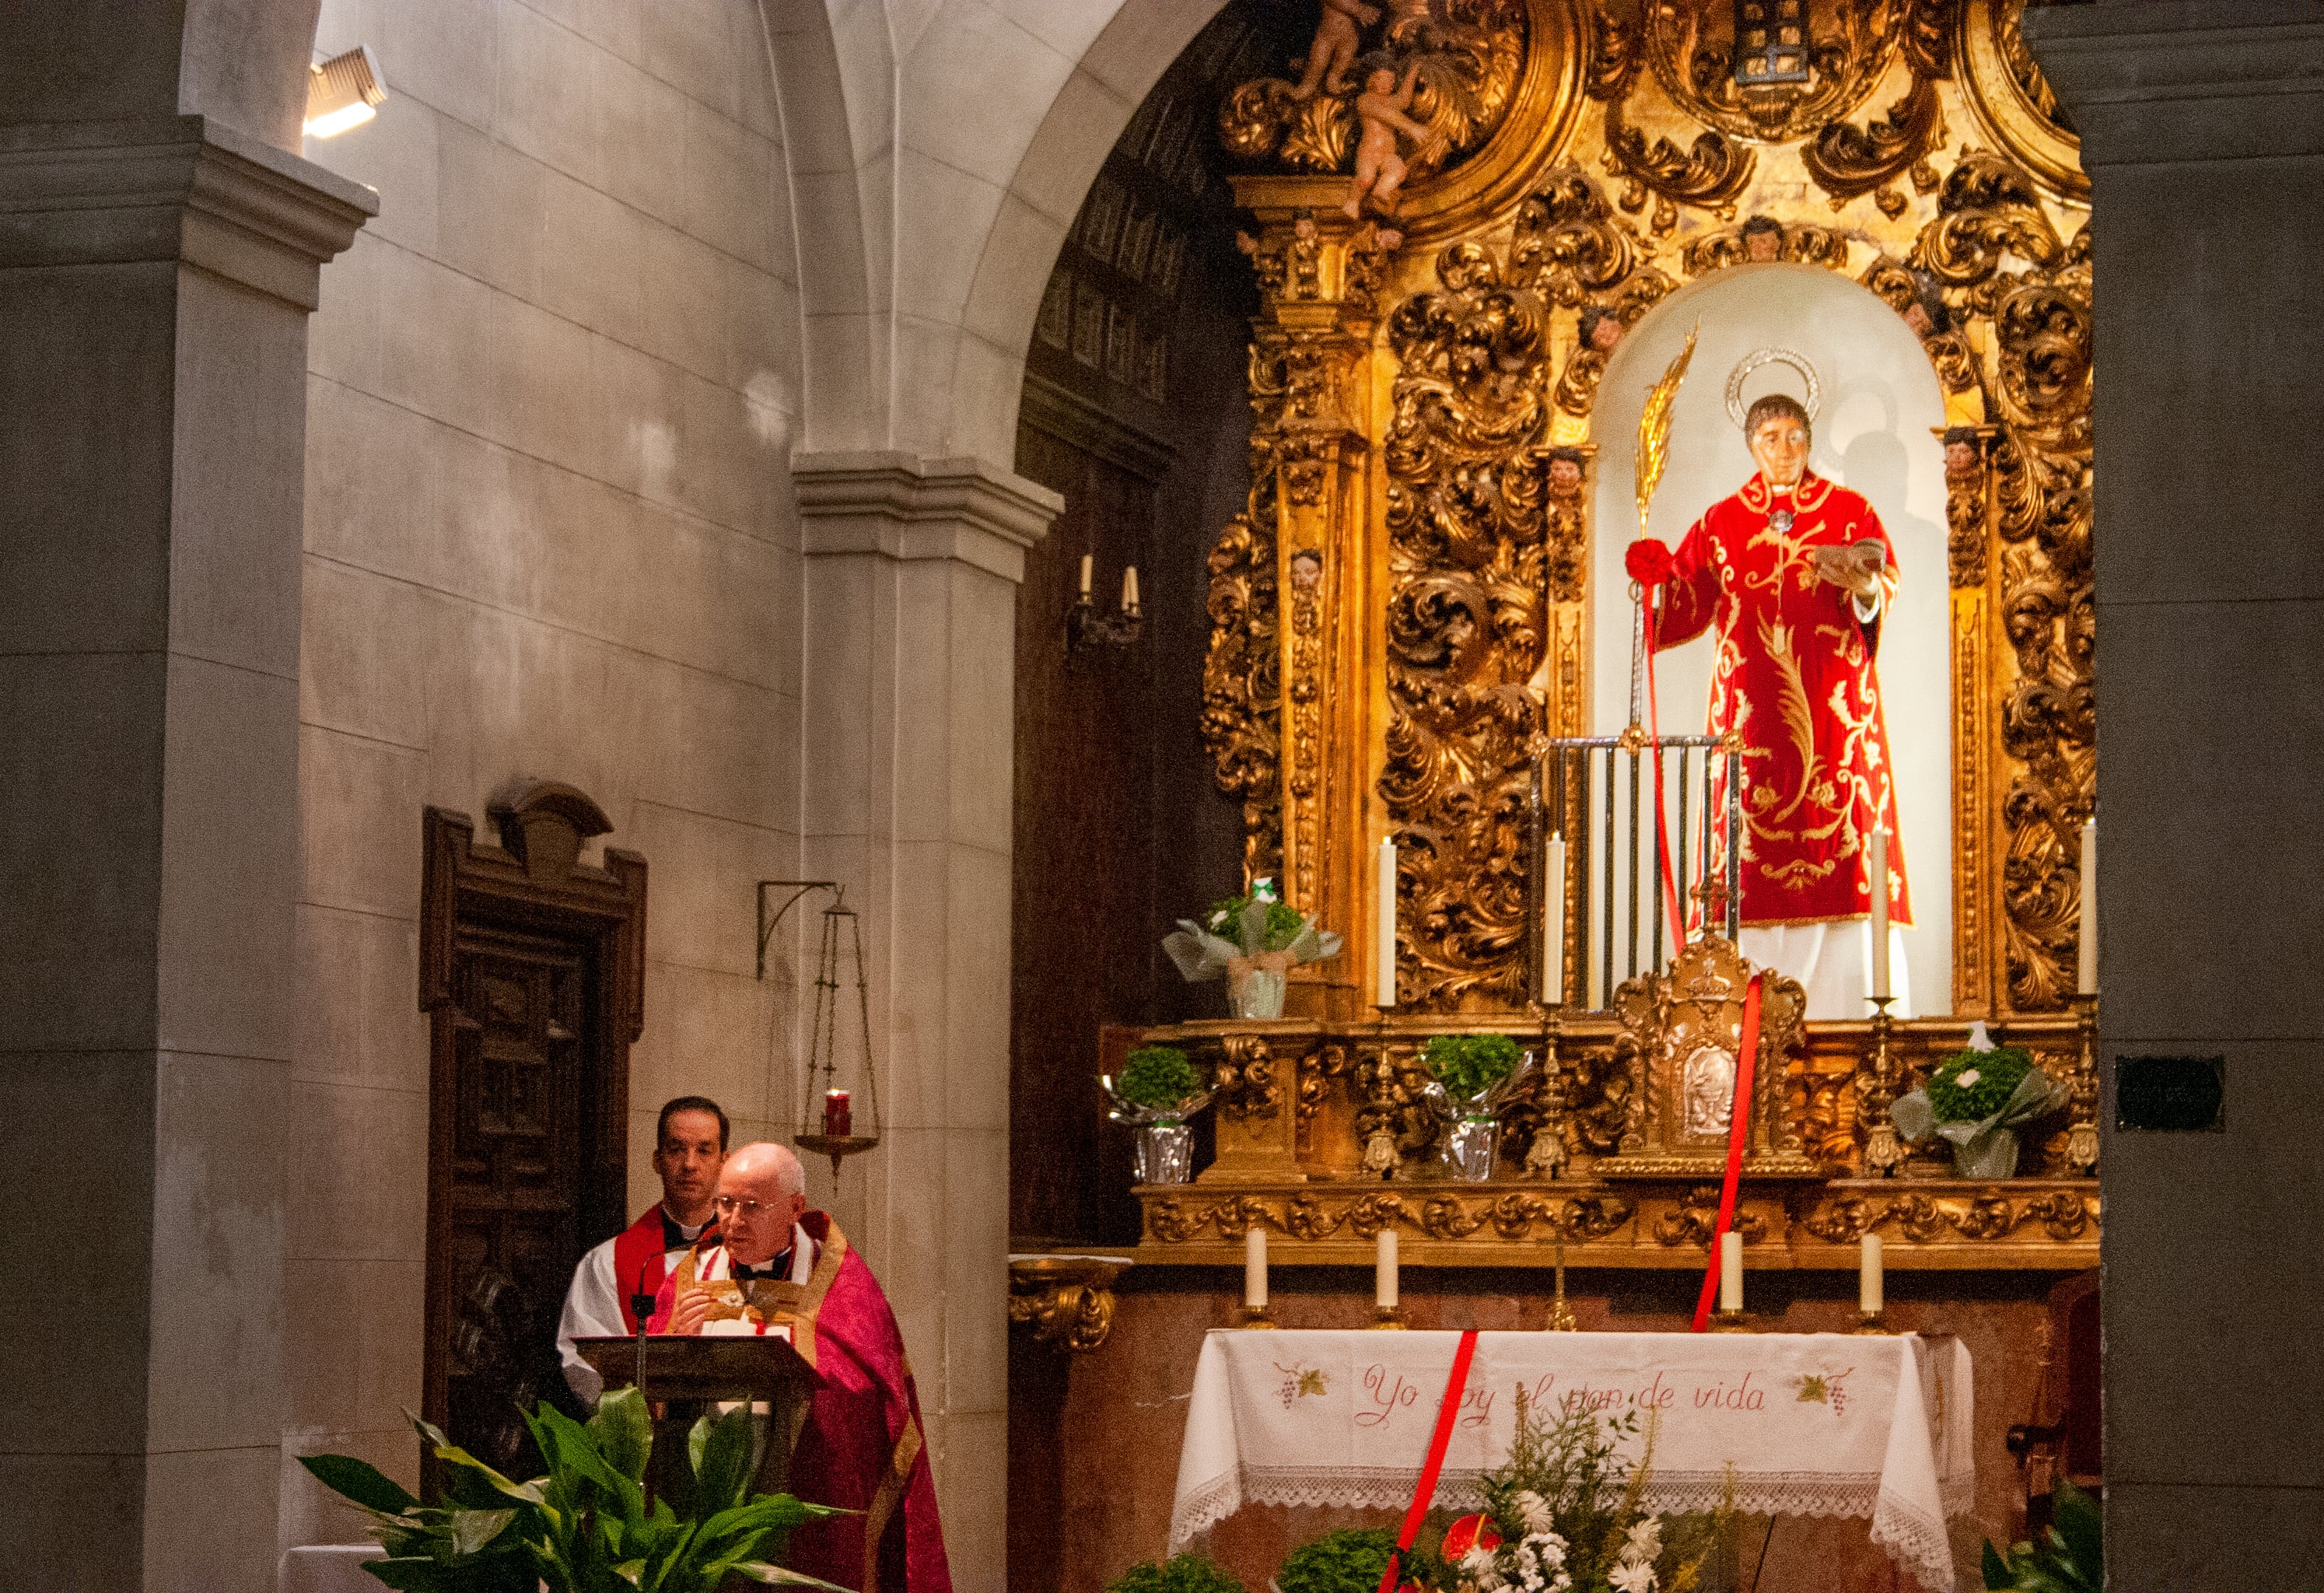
[[1376, 837, 1398, 1008], [1542, 832, 1566, 1003], [2077, 818, 2098, 995], [1122, 564, 1140, 613], [1244, 1226, 1267, 1310], [1868, 828, 1891, 1001], [1719, 1229, 1742, 1313], [1078, 553, 1093, 599], [1860, 1231, 1883, 1315], [1375, 1227, 1398, 1311]]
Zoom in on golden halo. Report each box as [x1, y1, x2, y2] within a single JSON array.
[[1724, 348, 1822, 427]]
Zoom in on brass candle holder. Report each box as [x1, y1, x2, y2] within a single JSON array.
[[1367, 1304, 1409, 1330], [1236, 1304, 1279, 1329], [1858, 993, 1906, 1178], [2065, 990, 2101, 1175], [1708, 1307, 1754, 1333], [1547, 1238, 1577, 1332], [1852, 1308, 1892, 1335]]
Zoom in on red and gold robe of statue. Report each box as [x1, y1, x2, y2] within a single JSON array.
[[653, 1213, 951, 1592], [1652, 471, 1910, 929]]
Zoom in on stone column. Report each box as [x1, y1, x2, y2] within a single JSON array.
[[0, 118, 372, 1587], [2028, 4, 2324, 1582], [793, 450, 1059, 1593]]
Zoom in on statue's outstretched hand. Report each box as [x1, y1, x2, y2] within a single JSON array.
[[1811, 540, 1884, 599]]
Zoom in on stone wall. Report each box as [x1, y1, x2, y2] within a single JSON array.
[[286, 0, 806, 1550]]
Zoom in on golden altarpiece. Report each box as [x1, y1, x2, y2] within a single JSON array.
[[1125, 0, 2098, 1276]]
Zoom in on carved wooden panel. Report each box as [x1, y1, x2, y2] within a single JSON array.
[[421, 782, 644, 1476]]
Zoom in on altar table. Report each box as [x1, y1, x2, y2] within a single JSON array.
[[1169, 1329, 1973, 1591]]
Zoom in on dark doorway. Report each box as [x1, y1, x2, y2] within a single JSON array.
[[419, 780, 646, 1476]]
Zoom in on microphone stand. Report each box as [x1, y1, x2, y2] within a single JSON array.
[[631, 1259, 658, 1400]]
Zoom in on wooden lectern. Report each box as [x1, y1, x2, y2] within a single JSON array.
[[576, 1336, 819, 1506]]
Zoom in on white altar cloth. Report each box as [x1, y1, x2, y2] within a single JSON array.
[[1169, 1329, 1973, 1591]]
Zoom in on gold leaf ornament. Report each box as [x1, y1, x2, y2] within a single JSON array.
[[1635, 320, 1698, 530]]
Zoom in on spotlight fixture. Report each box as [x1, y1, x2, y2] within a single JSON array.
[[305, 46, 387, 138]]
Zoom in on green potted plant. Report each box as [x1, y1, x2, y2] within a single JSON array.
[[1982, 1479, 2100, 1593], [1892, 1042, 2065, 1178], [1105, 1551, 1248, 1593], [1272, 1527, 1398, 1593], [298, 1387, 846, 1590], [1102, 1044, 1213, 1184], [1419, 1034, 1532, 1181], [1162, 877, 1342, 1019]]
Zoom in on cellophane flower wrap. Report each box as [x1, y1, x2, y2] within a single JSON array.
[[1101, 1045, 1213, 1129], [1399, 1389, 1725, 1593], [1163, 877, 1342, 1018], [1892, 1040, 2065, 1178]]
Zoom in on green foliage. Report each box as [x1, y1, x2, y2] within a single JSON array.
[[1118, 1045, 1203, 1108], [1423, 1034, 1522, 1102], [1205, 879, 1309, 954], [1982, 1481, 2101, 1593], [1104, 1552, 1248, 1593], [299, 1388, 849, 1593], [1276, 1527, 1398, 1593], [1927, 1045, 2034, 1123]]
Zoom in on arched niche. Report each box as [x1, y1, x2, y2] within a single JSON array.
[[1591, 264, 1952, 1014]]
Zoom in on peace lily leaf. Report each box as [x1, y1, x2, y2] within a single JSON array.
[[691, 1404, 758, 1516], [445, 1508, 520, 1556], [1983, 1540, 2013, 1590], [299, 1453, 420, 1515], [730, 1563, 855, 1590], [591, 1386, 654, 1486]]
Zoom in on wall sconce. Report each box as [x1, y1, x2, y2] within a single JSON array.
[[306, 46, 387, 138], [1067, 553, 1143, 656]]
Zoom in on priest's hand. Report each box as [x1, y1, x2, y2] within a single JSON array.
[[666, 1286, 714, 1336], [1810, 539, 1885, 600]]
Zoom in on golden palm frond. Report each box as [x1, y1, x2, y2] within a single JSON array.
[[1636, 320, 1699, 529]]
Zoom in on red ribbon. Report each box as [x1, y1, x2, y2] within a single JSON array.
[[1377, 1329, 1481, 1593], [1691, 974, 1764, 1332], [1641, 593, 1685, 940]]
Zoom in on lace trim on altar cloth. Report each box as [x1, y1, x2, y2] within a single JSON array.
[[1171, 1463, 1969, 1574]]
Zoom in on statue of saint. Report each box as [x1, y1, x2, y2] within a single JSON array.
[[1633, 386, 1911, 948]]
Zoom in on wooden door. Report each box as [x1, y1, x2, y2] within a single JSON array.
[[421, 782, 645, 1476]]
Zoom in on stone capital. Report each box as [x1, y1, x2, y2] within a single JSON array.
[[792, 449, 1062, 584], [0, 114, 376, 306], [2026, 1, 2324, 165]]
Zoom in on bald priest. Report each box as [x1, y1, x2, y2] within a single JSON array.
[[555, 1094, 727, 1406], [654, 1140, 951, 1593]]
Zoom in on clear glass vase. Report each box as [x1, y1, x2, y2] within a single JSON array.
[[1230, 967, 1286, 1020], [1135, 1122, 1195, 1185], [1444, 1117, 1499, 1182]]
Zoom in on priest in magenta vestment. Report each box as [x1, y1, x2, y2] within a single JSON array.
[[1637, 392, 1911, 937], [655, 1143, 952, 1593]]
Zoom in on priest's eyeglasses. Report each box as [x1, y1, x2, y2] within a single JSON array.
[[713, 1196, 772, 1217]]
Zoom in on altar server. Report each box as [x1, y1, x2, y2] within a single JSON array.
[[657, 1141, 953, 1593], [554, 1094, 726, 1404]]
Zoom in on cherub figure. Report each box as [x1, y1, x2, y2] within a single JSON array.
[[1342, 61, 1446, 220], [1292, 0, 1381, 101]]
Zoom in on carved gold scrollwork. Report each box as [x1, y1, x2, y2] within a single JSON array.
[[1643, 0, 1897, 143], [1682, 219, 1851, 278], [1804, 79, 1945, 217], [1654, 1185, 1767, 1248], [1601, 97, 1754, 232], [1213, 1035, 1283, 1121], [1202, 506, 1281, 883], [1219, 0, 1528, 178], [1354, 1044, 1437, 1164], [1801, 1186, 2098, 1245], [1008, 1257, 1130, 1354]]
